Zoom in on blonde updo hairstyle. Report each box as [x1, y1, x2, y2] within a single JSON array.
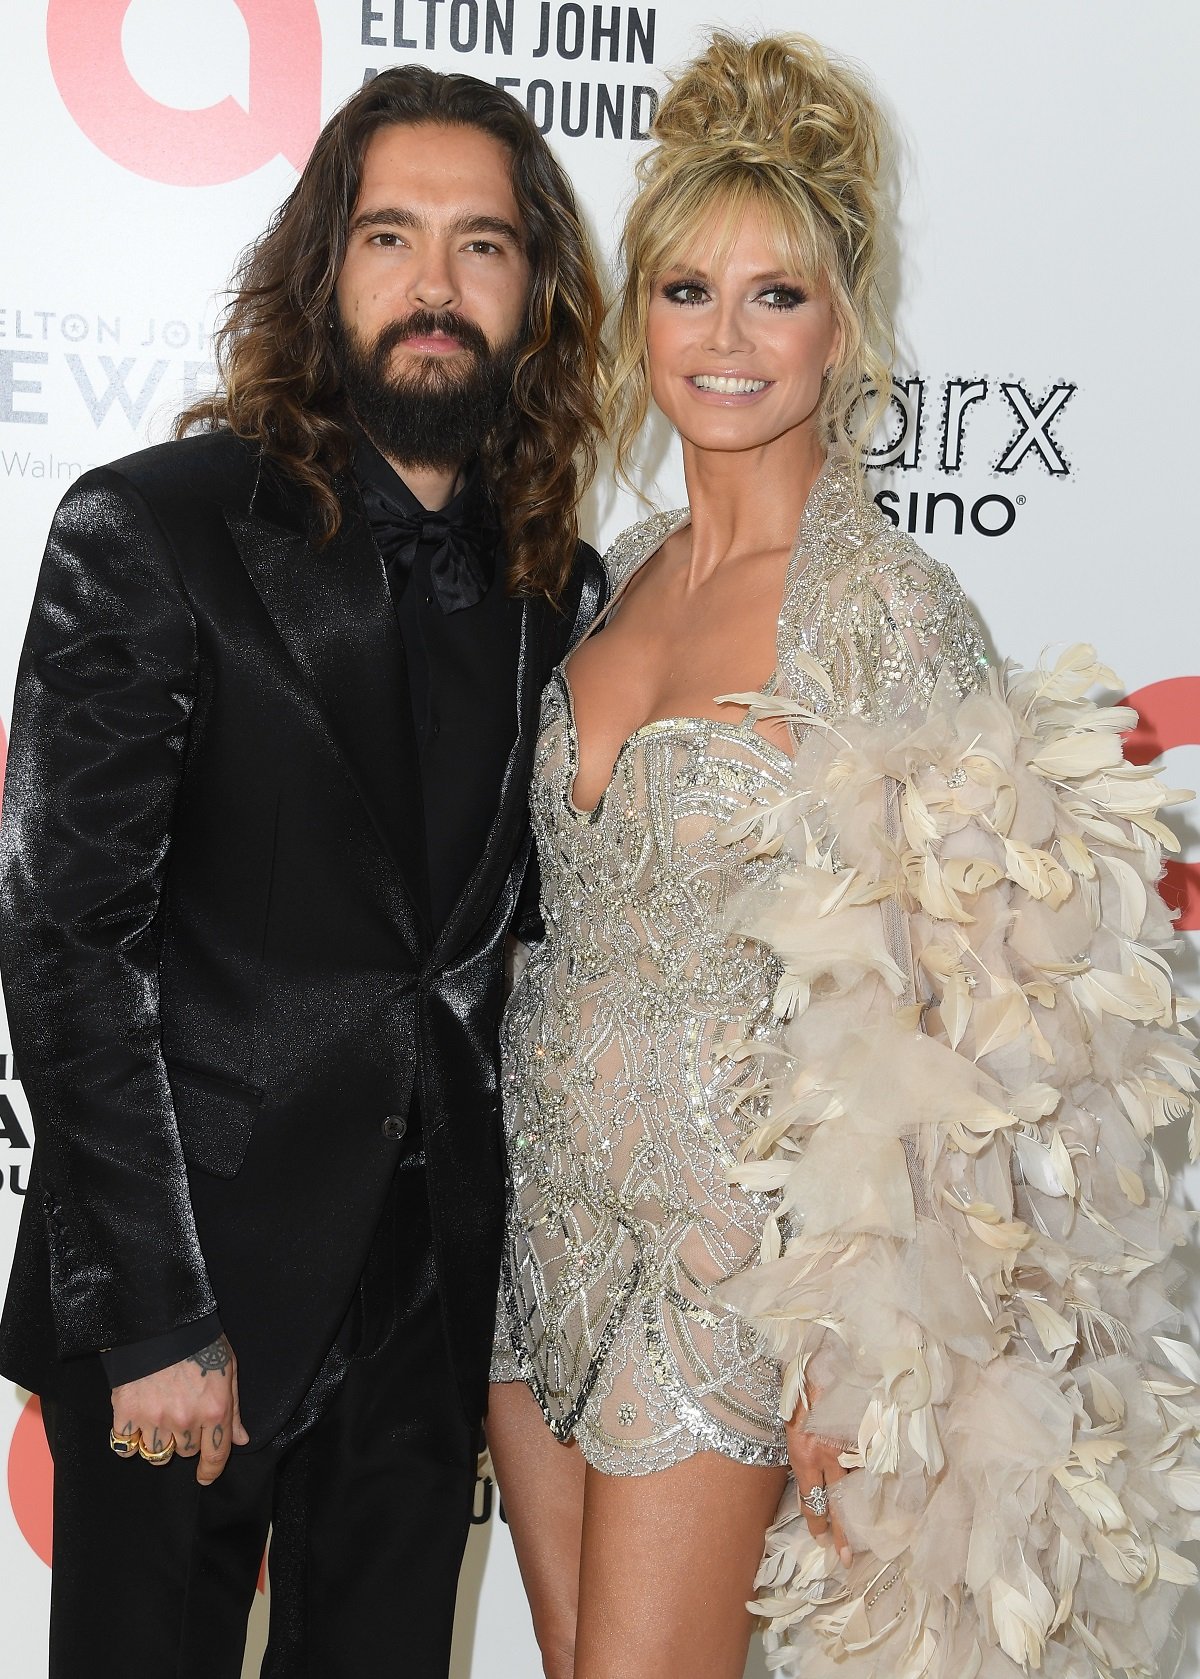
[[607, 32, 893, 479]]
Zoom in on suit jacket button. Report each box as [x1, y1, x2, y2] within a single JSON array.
[[381, 1114, 408, 1141]]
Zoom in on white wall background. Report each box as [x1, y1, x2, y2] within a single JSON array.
[[1, 3, 1196, 1675]]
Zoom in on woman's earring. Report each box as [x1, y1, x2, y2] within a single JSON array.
[[823, 365, 834, 381]]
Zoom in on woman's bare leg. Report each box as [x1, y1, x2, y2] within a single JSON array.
[[489, 1384, 789, 1679], [574, 1452, 789, 1679], [486, 1381, 586, 1679]]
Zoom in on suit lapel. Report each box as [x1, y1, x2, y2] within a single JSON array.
[[434, 591, 545, 957], [227, 464, 431, 938]]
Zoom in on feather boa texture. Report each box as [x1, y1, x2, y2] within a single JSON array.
[[716, 647, 1200, 1679]]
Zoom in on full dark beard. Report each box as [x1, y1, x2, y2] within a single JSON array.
[[335, 310, 520, 471]]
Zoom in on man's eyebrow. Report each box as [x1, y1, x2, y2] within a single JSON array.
[[350, 207, 420, 232], [449, 213, 523, 245], [349, 207, 522, 245]]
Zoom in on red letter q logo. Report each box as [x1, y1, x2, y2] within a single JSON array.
[[1124, 676, 1200, 932], [47, 0, 321, 186]]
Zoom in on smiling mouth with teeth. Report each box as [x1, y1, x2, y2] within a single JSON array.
[[689, 374, 770, 394]]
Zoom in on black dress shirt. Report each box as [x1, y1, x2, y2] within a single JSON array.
[[355, 438, 522, 933]]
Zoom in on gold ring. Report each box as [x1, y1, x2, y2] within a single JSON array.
[[137, 1435, 176, 1466], [109, 1427, 141, 1457]]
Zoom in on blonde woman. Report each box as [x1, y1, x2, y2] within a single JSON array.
[[488, 33, 1198, 1679]]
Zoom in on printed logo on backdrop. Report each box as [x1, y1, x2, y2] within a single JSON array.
[[473, 1458, 507, 1526], [1, 979, 40, 1560], [1123, 678, 1200, 932], [46, 0, 322, 186], [1, 308, 215, 483], [863, 374, 1077, 540], [0, 1048, 29, 1203], [360, 3, 661, 140]]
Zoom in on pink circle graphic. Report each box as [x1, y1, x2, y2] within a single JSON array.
[[8, 1394, 53, 1568]]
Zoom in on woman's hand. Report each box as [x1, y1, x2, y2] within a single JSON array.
[[785, 1410, 855, 1568]]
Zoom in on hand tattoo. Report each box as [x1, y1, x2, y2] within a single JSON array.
[[211, 1424, 224, 1449], [181, 1430, 195, 1452], [187, 1335, 232, 1378], [151, 1426, 166, 1452]]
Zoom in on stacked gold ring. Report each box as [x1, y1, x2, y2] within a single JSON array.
[[137, 1435, 176, 1466], [108, 1427, 141, 1458]]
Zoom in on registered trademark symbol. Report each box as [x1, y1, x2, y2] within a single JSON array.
[[1016, 495, 1026, 505]]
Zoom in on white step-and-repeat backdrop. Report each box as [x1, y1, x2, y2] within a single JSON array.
[[1, 3, 1197, 1675]]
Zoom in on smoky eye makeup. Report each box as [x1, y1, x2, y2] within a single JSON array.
[[758, 283, 809, 310], [658, 275, 709, 305], [655, 272, 812, 309]]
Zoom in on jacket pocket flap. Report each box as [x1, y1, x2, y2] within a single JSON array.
[[166, 1060, 263, 1180]]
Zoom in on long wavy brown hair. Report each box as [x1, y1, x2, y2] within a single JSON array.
[[178, 68, 604, 600]]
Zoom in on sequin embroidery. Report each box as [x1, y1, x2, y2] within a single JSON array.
[[491, 456, 987, 1476]]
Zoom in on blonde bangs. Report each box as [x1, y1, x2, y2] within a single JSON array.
[[604, 31, 895, 487], [606, 166, 859, 485]]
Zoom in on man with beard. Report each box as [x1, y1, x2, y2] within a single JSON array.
[[0, 68, 604, 1678]]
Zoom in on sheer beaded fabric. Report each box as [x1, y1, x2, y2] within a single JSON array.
[[490, 454, 987, 1474]]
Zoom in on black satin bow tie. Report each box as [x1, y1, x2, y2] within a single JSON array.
[[359, 476, 496, 614]]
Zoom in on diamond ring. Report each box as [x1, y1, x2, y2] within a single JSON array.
[[802, 1482, 830, 1518]]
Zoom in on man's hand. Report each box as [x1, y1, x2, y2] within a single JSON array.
[[110, 1334, 249, 1484]]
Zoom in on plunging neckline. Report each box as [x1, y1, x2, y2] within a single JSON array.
[[557, 666, 790, 822], [560, 468, 827, 820]]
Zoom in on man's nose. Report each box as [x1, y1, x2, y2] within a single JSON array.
[[407, 241, 459, 311]]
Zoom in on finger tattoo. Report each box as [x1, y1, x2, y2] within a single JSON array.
[[211, 1424, 224, 1449]]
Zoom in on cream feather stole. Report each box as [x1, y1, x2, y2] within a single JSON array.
[[718, 648, 1199, 1679]]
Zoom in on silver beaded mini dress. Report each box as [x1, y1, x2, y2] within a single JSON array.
[[490, 457, 988, 1476]]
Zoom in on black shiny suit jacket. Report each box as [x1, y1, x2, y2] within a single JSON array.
[[0, 429, 603, 1446]]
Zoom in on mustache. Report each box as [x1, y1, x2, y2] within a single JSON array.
[[373, 310, 492, 363], [335, 305, 521, 472]]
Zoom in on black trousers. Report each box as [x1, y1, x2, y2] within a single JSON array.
[[41, 1163, 478, 1679]]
